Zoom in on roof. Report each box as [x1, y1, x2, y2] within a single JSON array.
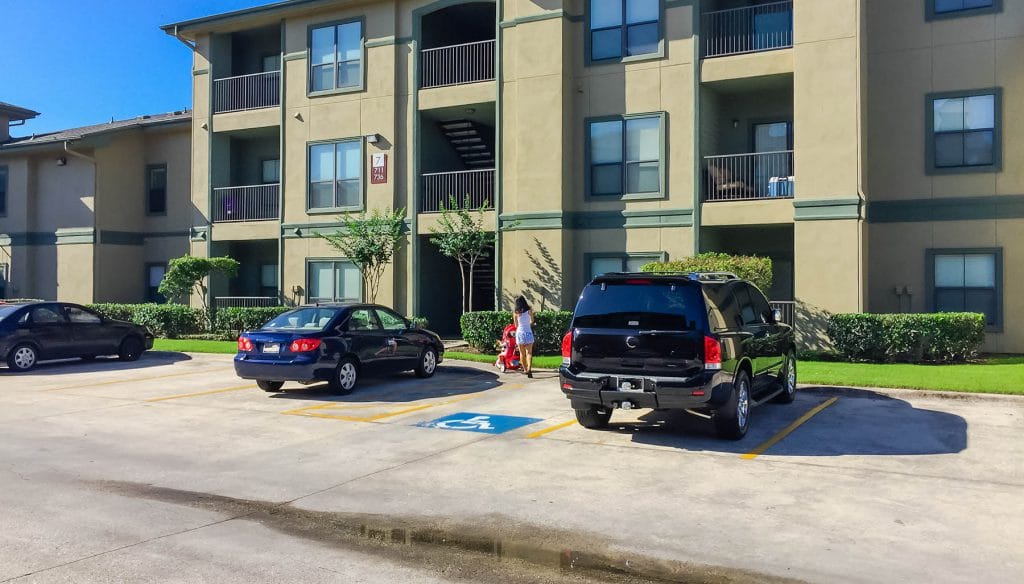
[[0, 110, 191, 151], [0, 102, 40, 122], [162, 0, 355, 37]]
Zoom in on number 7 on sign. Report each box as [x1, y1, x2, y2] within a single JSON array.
[[435, 415, 494, 431]]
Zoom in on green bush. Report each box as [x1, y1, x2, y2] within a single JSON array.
[[641, 252, 773, 294], [460, 310, 573, 355], [827, 312, 986, 363], [214, 306, 292, 333], [87, 303, 204, 338]]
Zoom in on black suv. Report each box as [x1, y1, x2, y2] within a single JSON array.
[[559, 272, 797, 440]]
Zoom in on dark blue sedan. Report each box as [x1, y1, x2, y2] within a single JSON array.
[[234, 303, 444, 394]]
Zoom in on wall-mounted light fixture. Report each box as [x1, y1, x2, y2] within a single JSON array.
[[200, 122, 209, 130], [55, 156, 67, 166], [365, 133, 380, 144], [294, 112, 303, 121]]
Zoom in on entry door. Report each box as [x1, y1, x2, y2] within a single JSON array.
[[753, 122, 792, 197]]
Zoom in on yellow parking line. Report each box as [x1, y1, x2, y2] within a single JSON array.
[[740, 397, 839, 460], [146, 384, 256, 403], [40, 367, 233, 393], [281, 393, 481, 422], [525, 419, 577, 439]]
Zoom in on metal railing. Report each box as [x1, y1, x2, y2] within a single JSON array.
[[770, 301, 795, 326], [421, 39, 496, 89], [421, 169, 494, 213], [212, 184, 280, 222], [214, 296, 281, 309], [702, 0, 793, 58], [213, 71, 281, 113], [704, 150, 794, 202]]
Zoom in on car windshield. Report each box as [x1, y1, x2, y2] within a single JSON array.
[[261, 308, 341, 331], [572, 281, 706, 331], [0, 305, 22, 321]]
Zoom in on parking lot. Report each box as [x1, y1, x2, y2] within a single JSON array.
[[1, 352, 1022, 583]]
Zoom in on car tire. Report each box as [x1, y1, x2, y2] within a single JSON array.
[[118, 336, 144, 362], [415, 348, 438, 378], [329, 358, 359, 395], [257, 380, 284, 392], [7, 344, 39, 372], [772, 351, 797, 404], [574, 406, 612, 429], [715, 370, 751, 440]]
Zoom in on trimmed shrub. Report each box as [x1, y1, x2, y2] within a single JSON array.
[[460, 310, 573, 355], [827, 312, 986, 363], [641, 252, 773, 293], [87, 303, 204, 338], [214, 306, 291, 333]]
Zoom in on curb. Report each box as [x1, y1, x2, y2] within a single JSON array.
[[800, 384, 1024, 403]]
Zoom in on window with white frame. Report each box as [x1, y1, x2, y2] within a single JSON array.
[[308, 140, 362, 210], [931, 250, 1001, 328], [310, 20, 363, 93], [308, 260, 361, 303], [590, 0, 660, 62], [588, 114, 663, 198]]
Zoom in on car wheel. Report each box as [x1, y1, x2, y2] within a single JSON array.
[[497, 360, 507, 373], [329, 358, 359, 395], [7, 344, 38, 372], [415, 348, 438, 378], [773, 351, 797, 404], [715, 370, 751, 440], [118, 336, 144, 362], [257, 380, 284, 392], [574, 406, 612, 430]]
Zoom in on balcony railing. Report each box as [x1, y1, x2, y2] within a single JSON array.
[[213, 71, 281, 113], [212, 184, 280, 222], [214, 296, 281, 309], [770, 301, 795, 326], [704, 150, 794, 202], [421, 169, 494, 213], [702, 0, 793, 58], [421, 39, 496, 89]]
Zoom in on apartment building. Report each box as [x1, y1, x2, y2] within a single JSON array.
[[163, 0, 1022, 352], [0, 106, 192, 303]]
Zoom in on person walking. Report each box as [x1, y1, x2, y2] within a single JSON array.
[[514, 296, 535, 378]]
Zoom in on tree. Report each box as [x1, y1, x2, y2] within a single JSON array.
[[158, 255, 240, 326], [429, 196, 495, 314], [317, 208, 406, 303]]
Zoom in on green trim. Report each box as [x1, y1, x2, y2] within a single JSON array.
[[925, 0, 1002, 21], [494, 0, 504, 309], [924, 247, 1003, 332], [925, 87, 1002, 175], [793, 198, 862, 221], [584, 112, 668, 202], [691, 0, 702, 253], [364, 36, 396, 48], [305, 137, 365, 213], [584, 0, 666, 66], [499, 212, 564, 231], [665, 0, 690, 7], [499, 209, 694, 231], [192, 68, 209, 76], [283, 50, 307, 61], [868, 194, 1024, 223], [306, 17, 366, 97], [55, 228, 95, 245], [99, 231, 144, 246], [190, 225, 210, 243], [499, 10, 563, 28]]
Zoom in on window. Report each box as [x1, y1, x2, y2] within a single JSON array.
[[928, 0, 1001, 19], [588, 253, 663, 280], [261, 159, 280, 184], [66, 306, 102, 324], [310, 20, 363, 93], [588, 114, 664, 199], [146, 165, 167, 215], [0, 165, 8, 216], [375, 308, 407, 331], [308, 260, 361, 302], [589, 0, 661, 62], [30, 306, 67, 324], [146, 264, 166, 303], [262, 54, 281, 73], [308, 140, 362, 210], [929, 249, 1002, 329], [346, 308, 380, 331], [0, 263, 8, 299], [260, 264, 278, 297], [927, 89, 1001, 173]]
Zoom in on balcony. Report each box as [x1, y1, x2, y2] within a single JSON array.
[[212, 184, 280, 222], [421, 40, 496, 89], [421, 169, 494, 213], [702, 0, 793, 58], [704, 151, 794, 202], [213, 71, 281, 114]]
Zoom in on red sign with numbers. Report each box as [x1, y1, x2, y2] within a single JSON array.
[[371, 153, 387, 184]]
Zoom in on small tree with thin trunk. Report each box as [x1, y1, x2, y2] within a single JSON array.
[[429, 196, 495, 314], [157, 255, 240, 327], [317, 208, 406, 303]]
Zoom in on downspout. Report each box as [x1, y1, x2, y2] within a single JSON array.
[[691, 0, 702, 255], [493, 0, 503, 309], [410, 17, 421, 317], [278, 19, 286, 305], [64, 141, 98, 301]]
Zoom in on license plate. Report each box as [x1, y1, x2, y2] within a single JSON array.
[[263, 343, 280, 354]]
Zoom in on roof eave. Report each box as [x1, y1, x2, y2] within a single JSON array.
[[160, 0, 344, 37]]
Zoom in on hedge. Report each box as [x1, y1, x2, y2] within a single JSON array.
[[827, 312, 986, 363], [87, 303, 204, 338], [214, 306, 291, 333], [460, 310, 573, 355], [641, 252, 773, 293]]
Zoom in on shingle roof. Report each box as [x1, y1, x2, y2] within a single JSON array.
[[0, 110, 191, 150], [0, 102, 40, 121]]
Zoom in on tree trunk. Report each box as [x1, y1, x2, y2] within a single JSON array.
[[458, 261, 467, 314], [467, 257, 476, 313]]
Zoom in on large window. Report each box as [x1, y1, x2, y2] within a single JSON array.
[[310, 20, 363, 93], [308, 140, 362, 210], [308, 260, 361, 303], [0, 165, 8, 216], [588, 253, 664, 281], [589, 0, 661, 62], [146, 264, 166, 303], [588, 114, 664, 199], [146, 165, 167, 215], [929, 249, 1002, 329], [928, 0, 1001, 19], [0, 263, 8, 299], [928, 89, 1001, 173]]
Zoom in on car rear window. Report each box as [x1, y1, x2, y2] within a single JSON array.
[[572, 281, 706, 330], [262, 308, 341, 331]]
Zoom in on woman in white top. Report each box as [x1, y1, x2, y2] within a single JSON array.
[[513, 295, 535, 378]]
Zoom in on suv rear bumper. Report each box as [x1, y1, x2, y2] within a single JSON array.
[[559, 367, 734, 410]]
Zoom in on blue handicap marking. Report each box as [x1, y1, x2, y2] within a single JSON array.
[[418, 412, 542, 434]]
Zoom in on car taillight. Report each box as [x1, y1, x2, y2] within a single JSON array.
[[289, 338, 322, 353], [237, 337, 253, 352], [561, 331, 572, 366], [704, 336, 722, 370]]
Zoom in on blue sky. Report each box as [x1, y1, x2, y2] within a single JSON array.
[[1, 0, 270, 136]]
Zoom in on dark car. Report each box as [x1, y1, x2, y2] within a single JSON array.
[[0, 302, 154, 372], [559, 272, 797, 440], [234, 303, 445, 394]]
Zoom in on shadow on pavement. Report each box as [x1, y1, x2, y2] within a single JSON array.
[[268, 364, 502, 404], [0, 351, 192, 376], [596, 390, 967, 456]]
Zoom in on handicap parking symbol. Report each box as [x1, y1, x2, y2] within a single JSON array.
[[418, 412, 542, 434]]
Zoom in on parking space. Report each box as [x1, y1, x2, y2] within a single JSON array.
[[1, 352, 1022, 583]]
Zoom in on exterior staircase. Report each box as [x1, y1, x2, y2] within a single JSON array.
[[438, 119, 495, 168]]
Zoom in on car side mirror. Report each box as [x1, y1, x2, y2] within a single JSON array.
[[772, 308, 783, 324]]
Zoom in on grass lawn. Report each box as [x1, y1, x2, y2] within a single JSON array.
[[153, 338, 238, 355]]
